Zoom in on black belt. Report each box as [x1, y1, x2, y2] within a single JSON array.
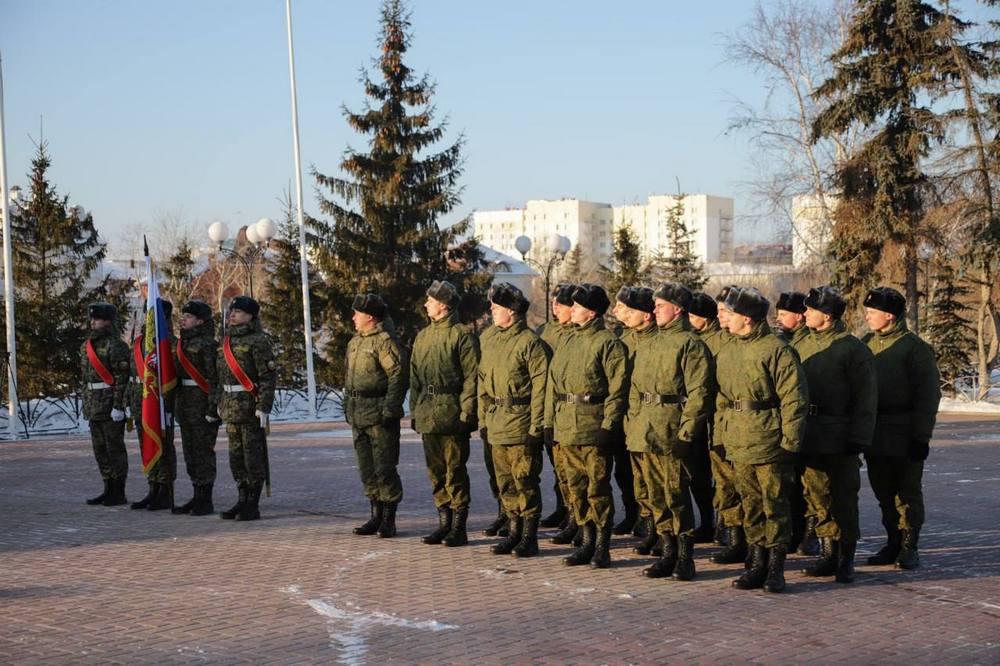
[[486, 395, 531, 407], [346, 389, 386, 399], [555, 392, 607, 405], [639, 392, 685, 406], [727, 398, 778, 412], [424, 384, 460, 396]]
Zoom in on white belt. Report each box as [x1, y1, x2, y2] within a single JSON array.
[[88, 382, 111, 390], [223, 384, 248, 393], [181, 379, 200, 387], [129, 377, 141, 384]]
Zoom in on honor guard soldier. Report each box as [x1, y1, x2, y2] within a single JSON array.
[[477, 321, 508, 539], [632, 283, 713, 581], [862, 287, 940, 570], [797, 287, 877, 583], [128, 300, 178, 512], [216, 296, 276, 522], [82, 303, 130, 506], [478, 283, 549, 557], [537, 284, 578, 541], [545, 284, 627, 569], [172, 300, 221, 516], [345, 293, 408, 538], [411, 280, 480, 547], [718, 287, 809, 593]]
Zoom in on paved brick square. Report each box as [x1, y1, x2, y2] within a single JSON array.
[[2, 414, 999, 664]]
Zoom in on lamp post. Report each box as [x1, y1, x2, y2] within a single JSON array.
[[0, 50, 20, 440], [207, 218, 277, 299], [515, 234, 571, 321]]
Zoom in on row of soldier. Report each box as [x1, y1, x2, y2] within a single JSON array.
[[80, 276, 940, 594]]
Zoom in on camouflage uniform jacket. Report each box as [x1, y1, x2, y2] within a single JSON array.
[[544, 316, 628, 445], [626, 317, 713, 454], [409, 311, 480, 435], [477, 319, 549, 445], [81, 326, 129, 421], [215, 320, 277, 424], [715, 320, 809, 464], [174, 320, 219, 426], [344, 317, 408, 429], [862, 321, 941, 457], [697, 319, 728, 439], [127, 328, 177, 418], [536, 320, 574, 357]]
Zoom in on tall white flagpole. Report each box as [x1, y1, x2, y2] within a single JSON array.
[[285, 0, 317, 419], [0, 51, 20, 440]]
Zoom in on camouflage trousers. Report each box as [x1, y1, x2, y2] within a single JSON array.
[[421, 434, 470, 510], [865, 454, 925, 532], [709, 447, 743, 528], [641, 451, 694, 536], [226, 422, 268, 487], [630, 452, 652, 517], [562, 443, 613, 529], [733, 460, 796, 548], [492, 443, 543, 519], [89, 419, 128, 481], [551, 442, 574, 515], [803, 453, 862, 542], [482, 431, 500, 500], [179, 422, 220, 487], [352, 421, 402, 504]]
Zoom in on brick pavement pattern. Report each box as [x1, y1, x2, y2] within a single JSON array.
[[1, 414, 999, 664]]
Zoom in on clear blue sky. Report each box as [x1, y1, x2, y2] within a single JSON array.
[[0, 1, 986, 253]]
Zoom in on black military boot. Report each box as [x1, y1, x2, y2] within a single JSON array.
[[633, 516, 658, 556], [644, 533, 678, 578], [673, 534, 696, 581], [220, 485, 247, 520], [895, 528, 920, 570], [612, 502, 639, 536], [514, 517, 540, 558], [710, 526, 747, 565], [86, 480, 110, 506], [796, 516, 820, 556], [130, 482, 155, 510], [590, 524, 613, 569], [732, 544, 768, 590], [713, 514, 726, 546], [190, 484, 214, 516], [172, 487, 197, 514], [802, 538, 838, 577], [353, 500, 384, 535], [763, 545, 788, 593], [377, 502, 398, 538], [550, 516, 579, 545], [148, 482, 173, 511], [236, 482, 262, 521], [867, 529, 902, 565], [491, 517, 522, 555], [483, 500, 506, 537], [102, 478, 127, 506], [692, 506, 715, 544], [836, 540, 856, 583], [443, 506, 469, 547], [564, 522, 597, 566], [422, 507, 452, 544], [540, 503, 567, 529]]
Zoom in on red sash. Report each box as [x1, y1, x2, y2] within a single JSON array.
[[223, 336, 258, 397], [85, 340, 116, 386], [177, 340, 210, 394], [133, 337, 146, 377]]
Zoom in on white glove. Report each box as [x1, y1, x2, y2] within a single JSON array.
[[205, 414, 222, 424], [111, 408, 126, 422], [255, 410, 269, 428]]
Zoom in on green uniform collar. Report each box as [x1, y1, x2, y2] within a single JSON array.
[[808, 319, 846, 341], [430, 311, 459, 328], [657, 316, 686, 335], [575, 315, 604, 335], [359, 320, 387, 338], [733, 319, 771, 342], [227, 320, 260, 337], [495, 319, 527, 336]]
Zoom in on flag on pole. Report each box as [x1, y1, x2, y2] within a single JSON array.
[[140, 238, 177, 474]]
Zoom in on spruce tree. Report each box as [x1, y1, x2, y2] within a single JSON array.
[[5, 142, 113, 397], [310, 0, 481, 378], [558, 245, 587, 283], [656, 195, 707, 291], [600, 225, 647, 298], [812, 0, 969, 332], [262, 195, 327, 387], [924, 262, 975, 396], [160, 237, 196, 307]]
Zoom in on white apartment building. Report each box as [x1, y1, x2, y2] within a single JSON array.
[[791, 194, 838, 268], [474, 194, 734, 272]]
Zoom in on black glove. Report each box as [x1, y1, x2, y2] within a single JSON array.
[[479, 428, 488, 443], [409, 418, 417, 432], [673, 438, 692, 458], [525, 432, 544, 447], [908, 439, 930, 462], [595, 428, 614, 447], [543, 427, 555, 447]]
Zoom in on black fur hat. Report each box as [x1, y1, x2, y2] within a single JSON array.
[[427, 279, 460, 309], [804, 286, 846, 319], [182, 300, 212, 322], [88, 302, 117, 321], [688, 292, 718, 320], [352, 293, 387, 319], [654, 282, 694, 311], [863, 287, 906, 317], [715, 284, 739, 304], [551, 283, 576, 306], [723, 287, 770, 321], [776, 292, 807, 315], [490, 282, 530, 315], [616, 286, 654, 314], [229, 295, 260, 317], [571, 283, 610, 315]]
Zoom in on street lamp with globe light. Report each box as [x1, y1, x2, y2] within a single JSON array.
[[515, 234, 572, 321], [207, 218, 276, 298]]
